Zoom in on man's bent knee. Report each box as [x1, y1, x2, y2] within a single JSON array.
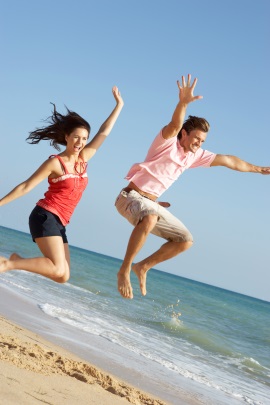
[[184, 240, 193, 250], [169, 232, 193, 244], [138, 214, 158, 231], [174, 240, 193, 252]]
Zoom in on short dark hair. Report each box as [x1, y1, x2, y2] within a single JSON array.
[[26, 104, 90, 151], [177, 115, 210, 140]]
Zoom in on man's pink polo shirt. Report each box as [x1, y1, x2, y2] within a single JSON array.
[[125, 130, 216, 198]]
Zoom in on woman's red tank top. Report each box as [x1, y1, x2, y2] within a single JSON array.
[[37, 155, 88, 226]]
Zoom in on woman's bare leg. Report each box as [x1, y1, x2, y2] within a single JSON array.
[[0, 236, 70, 283]]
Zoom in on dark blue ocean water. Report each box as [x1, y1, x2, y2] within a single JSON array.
[[0, 226, 269, 405]]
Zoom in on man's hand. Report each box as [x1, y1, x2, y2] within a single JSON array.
[[260, 167, 270, 175], [158, 201, 171, 208], [177, 74, 203, 105], [163, 72, 203, 139]]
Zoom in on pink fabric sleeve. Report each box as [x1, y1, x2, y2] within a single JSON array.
[[190, 149, 216, 168]]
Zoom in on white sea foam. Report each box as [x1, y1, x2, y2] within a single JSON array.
[[1, 226, 270, 405], [1, 274, 31, 291], [38, 302, 266, 405]]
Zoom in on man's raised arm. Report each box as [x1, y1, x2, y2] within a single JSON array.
[[162, 73, 203, 140]]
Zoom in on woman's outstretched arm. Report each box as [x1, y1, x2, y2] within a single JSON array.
[[82, 86, 124, 161]]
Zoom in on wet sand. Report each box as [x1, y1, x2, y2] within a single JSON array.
[[0, 315, 167, 405]]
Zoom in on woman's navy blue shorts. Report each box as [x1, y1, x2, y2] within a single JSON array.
[[29, 206, 68, 243]]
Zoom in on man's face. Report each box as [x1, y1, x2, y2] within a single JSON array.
[[180, 129, 208, 153]]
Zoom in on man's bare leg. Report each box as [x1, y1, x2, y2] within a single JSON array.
[[118, 214, 158, 299], [132, 240, 193, 296], [0, 236, 70, 283]]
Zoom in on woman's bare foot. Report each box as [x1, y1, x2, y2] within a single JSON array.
[[0, 256, 9, 273], [132, 263, 148, 296], [0, 253, 24, 273], [10, 253, 22, 260], [117, 270, 133, 299]]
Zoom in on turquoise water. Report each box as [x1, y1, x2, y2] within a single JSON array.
[[0, 225, 269, 405]]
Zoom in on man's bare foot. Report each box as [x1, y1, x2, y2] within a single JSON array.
[[117, 271, 133, 299], [0, 256, 9, 273], [132, 263, 147, 296]]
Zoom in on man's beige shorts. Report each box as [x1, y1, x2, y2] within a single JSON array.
[[115, 189, 193, 243]]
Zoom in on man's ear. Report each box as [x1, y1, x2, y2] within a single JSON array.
[[181, 129, 187, 138]]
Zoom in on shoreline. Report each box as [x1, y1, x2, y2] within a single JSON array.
[[0, 284, 204, 405], [0, 314, 167, 405]]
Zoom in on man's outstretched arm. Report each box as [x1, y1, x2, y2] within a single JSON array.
[[211, 154, 270, 174], [162, 73, 203, 140]]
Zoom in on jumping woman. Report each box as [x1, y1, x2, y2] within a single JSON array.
[[0, 86, 124, 283]]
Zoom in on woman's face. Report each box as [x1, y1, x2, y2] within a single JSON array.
[[66, 128, 89, 154]]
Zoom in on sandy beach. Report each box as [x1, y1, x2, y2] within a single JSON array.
[[4, 227, 264, 405], [0, 315, 167, 405]]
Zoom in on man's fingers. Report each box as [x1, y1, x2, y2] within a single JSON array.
[[193, 95, 203, 100], [190, 77, 198, 90], [181, 74, 197, 89], [181, 75, 186, 87]]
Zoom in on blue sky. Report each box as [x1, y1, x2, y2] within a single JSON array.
[[1, 0, 269, 301]]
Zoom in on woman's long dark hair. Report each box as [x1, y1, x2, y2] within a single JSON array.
[[26, 104, 91, 151]]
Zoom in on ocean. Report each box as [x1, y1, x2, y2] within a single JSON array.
[[0, 225, 269, 405]]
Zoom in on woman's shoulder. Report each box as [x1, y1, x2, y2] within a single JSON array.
[[41, 155, 65, 177]]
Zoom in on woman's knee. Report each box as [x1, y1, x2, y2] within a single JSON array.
[[55, 274, 70, 283], [53, 265, 70, 283]]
